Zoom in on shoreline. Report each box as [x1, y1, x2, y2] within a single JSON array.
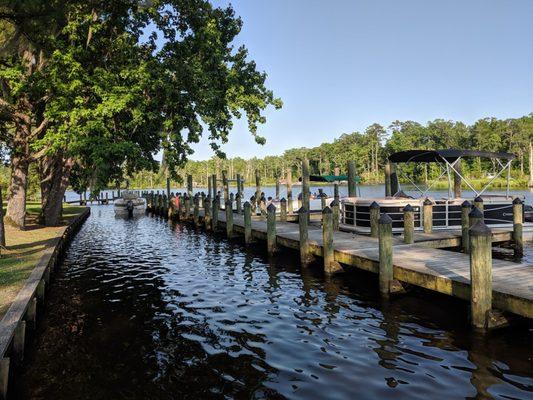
[[0, 207, 90, 399]]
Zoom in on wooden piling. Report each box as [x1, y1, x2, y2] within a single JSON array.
[[204, 196, 211, 231], [222, 170, 229, 202], [403, 204, 414, 244], [211, 174, 217, 199], [166, 177, 171, 199], [461, 200, 471, 253], [255, 169, 261, 205], [469, 206, 483, 228], [225, 200, 233, 239], [302, 159, 310, 217], [378, 213, 393, 297], [298, 206, 313, 264], [474, 196, 484, 212], [208, 175, 212, 200], [370, 201, 380, 238], [13, 321, 26, 363], [513, 197, 523, 256], [322, 206, 337, 274], [244, 201, 252, 244], [184, 195, 191, 220], [331, 199, 340, 231], [275, 176, 280, 199], [193, 197, 199, 226], [280, 198, 287, 222], [286, 169, 293, 212], [320, 193, 327, 210], [236, 193, 242, 214], [0, 358, 9, 400], [187, 175, 193, 197], [423, 198, 433, 234], [334, 183, 339, 204], [236, 174, 242, 198], [212, 196, 219, 231], [384, 163, 392, 197], [267, 204, 277, 254], [453, 159, 462, 198], [469, 220, 493, 329], [348, 161, 357, 197], [390, 163, 399, 196]]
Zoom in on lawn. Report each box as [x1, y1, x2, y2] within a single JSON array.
[[0, 203, 86, 318]]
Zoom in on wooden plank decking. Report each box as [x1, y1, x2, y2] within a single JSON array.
[[195, 209, 533, 320]]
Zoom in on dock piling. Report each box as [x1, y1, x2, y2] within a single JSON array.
[[286, 169, 293, 213], [193, 197, 199, 226], [212, 196, 219, 231], [280, 198, 287, 222], [244, 201, 252, 244], [403, 204, 414, 244], [378, 213, 393, 297], [255, 170, 261, 206], [348, 161, 357, 197], [370, 201, 380, 238], [423, 198, 433, 233], [267, 204, 277, 254], [469, 221, 493, 329], [236, 193, 242, 214], [322, 206, 341, 274], [204, 196, 211, 231], [385, 163, 392, 197], [513, 197, 523, 256], [302, 159, 310, 218], [331, 199, 340, 231], [298, 207, 312, 264], [225, 200, 233, 238], [469, 206, 483, 228], [461, 201, 471, 253], [474, 196, 484, 212]]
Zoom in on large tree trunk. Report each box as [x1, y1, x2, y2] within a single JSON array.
[[6, 153, 29, 229], [40, 153, 74, 226]]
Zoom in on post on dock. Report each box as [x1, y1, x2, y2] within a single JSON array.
[[423, 198, 433, 234], [384, 163, 392, 197], [302, 159, 310, 219], [348, 161, 357, 197], [225, 200, 233, 239], [320, 192, 327, 210], [236, 174, 242, 198], [322, 206, 341, 274], [473, 196, 484, 213], [331, 199, 340, 231], [469, 206, 483, 228], [286, 168, 293, 212], [267, 204, 277, 254], [212, 196, 219, 231], [184, 194, 190, 220], [193, 196, 200, 226], [187, 175, 193, 197], [453, 159, 462, 198], [469, 220, 493, 330], [378, 213, 393, 297], [275, 175, 280, 199], [222, 170, 229, 202], [255, 169, 261, 206], [211, 174, 217, 199], [513, 197, 523, 256], [280, 198, 287, 222], [390, 164, 399, 196], [244, 201, 252, 244], [0, 358, 9, 400], [461, 200, 471, 253], [208, 175, 212, 200], [298, 206, 313, 265], [162, 194, 168, 218], [204, 196, 211, 231], [200, 192, 205, 208], [259, 195, 267, 219], [13, 320, 26, 363], [236, 193, 242, 214], [177, 194, 184, 220], [403, 204, 414, 244], [370, 201, 380, 238], [334, 183, 339, 204], [166, 177, 171, 199]]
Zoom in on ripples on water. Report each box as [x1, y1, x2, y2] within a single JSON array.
[[14, 207, 533, 399]]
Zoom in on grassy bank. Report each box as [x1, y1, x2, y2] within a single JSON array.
[[431, 177, 529, 190], [0, 203, 86, 318]]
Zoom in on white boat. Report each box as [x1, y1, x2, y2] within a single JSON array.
[[114, 190, 146, 217]]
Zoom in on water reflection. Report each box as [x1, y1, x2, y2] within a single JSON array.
[[13, 206, 533, 399]]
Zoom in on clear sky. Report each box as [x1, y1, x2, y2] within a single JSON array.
[[188, 0, 533, 160]]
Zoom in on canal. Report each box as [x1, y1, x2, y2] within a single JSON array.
[[13, 205, 533, 399]]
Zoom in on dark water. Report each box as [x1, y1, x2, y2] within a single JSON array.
[[13, 206, 533, 399]]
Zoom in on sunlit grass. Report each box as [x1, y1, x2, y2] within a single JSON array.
[[0, 203, 86, 318]]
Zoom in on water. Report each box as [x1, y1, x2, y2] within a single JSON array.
[[13, 206, 533, 399]]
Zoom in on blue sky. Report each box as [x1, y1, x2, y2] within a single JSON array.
[[188, 0, 533, 160]]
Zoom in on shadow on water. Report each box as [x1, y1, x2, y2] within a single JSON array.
[[11, 206, 533, 400]]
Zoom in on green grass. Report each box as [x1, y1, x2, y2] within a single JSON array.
[[431, 177, 528, 190], [0, 203, 86, 318]]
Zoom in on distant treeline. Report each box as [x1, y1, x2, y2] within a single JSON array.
[[128, 114, 533, 188]]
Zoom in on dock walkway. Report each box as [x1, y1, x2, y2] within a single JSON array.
[[192, 208, 532, 320]]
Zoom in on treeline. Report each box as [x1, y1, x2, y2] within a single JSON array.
[[129, 114, 533, 188], [0, 1, 279, 228]]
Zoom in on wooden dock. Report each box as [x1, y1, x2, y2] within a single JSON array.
[[144, 195, 532, 325]]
